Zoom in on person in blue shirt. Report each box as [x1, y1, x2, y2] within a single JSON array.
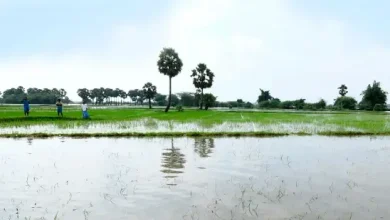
[[22, 97, 30, 116], [56, 99, 63, 117]]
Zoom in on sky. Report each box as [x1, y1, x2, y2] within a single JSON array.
[[0, 0, 389, 103]]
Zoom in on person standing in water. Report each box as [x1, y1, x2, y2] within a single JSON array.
[[22, 97, 30, 116], [81, 101, 90, 119], [56, 99, 63, 117]]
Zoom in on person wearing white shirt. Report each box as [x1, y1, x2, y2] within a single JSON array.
[[81, 102, 90, 119]]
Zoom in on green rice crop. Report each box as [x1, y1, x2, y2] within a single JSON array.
[[0, 105, 389, 136]]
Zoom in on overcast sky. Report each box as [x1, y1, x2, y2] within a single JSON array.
[[0, 0, 389, 103]]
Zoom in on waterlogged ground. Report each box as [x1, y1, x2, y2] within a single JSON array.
[[0, 118, 369, 135], [1, 137, 390, 220], [1, 107, 390, 135]]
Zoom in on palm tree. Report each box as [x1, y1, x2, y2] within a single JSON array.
[[190, 63, 215, 109], [157, 48, 183, 112], [338, 84, 348, 97], [143, 82, 157, 109]]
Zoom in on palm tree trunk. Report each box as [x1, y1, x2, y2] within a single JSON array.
[[165, 76, 172, 112], [149, 98, 152, 109], [200, 88, 204, 110]]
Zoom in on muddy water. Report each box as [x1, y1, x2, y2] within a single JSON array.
[[0, 137, 389, 220]]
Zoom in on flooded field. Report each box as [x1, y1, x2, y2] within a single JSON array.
[[1, 136, 389, 220]]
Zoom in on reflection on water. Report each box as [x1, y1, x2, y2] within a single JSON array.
[[0, 137, 390, 220], [194, 137, 215, 158], [161, 139, 186, 179]]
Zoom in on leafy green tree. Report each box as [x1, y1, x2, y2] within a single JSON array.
[[119, 89, 127, 105], [259, 98, 281, 109], [258, 89, 273, 103], [59, 89, 67, 99], [237, 99, 244, 107], [203, 93, 217, 110], [294, 99, 306, 109], [77, 88, 90, 103], [315, 99, 327, 109], [90, 88, 99, 104], [128, 89, 140, 105], [177, 92, 196, 107], [142, 82, 157, 109], [155, 93, 167, 106], [359, 81, 387, 110], [190, 63, 215, 109], [170, 94, 180, 107], [157, 48, 183, 112], [104, 88, 114, 105], [334, 96, 357, 110], [245, 102, 253, 109], [338, 84, 348, 97]]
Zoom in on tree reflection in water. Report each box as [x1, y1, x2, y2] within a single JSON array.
[[194, 138, 215, 158], [161, 138, 186, 179]]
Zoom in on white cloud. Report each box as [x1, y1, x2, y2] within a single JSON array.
[[0, 0, 389, 104]]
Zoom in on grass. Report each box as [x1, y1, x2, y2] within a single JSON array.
[[0, 105, 389, 137]]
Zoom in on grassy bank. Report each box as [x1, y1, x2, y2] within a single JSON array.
[[0, 105, 389, 136]]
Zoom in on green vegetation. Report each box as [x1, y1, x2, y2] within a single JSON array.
[[0, 105, 389, 137]]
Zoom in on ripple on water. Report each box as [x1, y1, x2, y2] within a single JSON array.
[[0, 136, 390, 219]]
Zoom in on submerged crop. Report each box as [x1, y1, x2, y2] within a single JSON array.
[[0, 118, 371, 137]]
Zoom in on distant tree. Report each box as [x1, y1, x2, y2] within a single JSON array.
[[334, 96, 357, 110], [359, 81, 387, 110], [178, 92, 196, 107], [203, 93, 217, 110], [96, 87, 106, 104], [237, 99, 244, 107], [77, 88, 90, 103], [257, 89, 273, 103], [338, 84, 348, 97], [171, 94, 180, 107], [259, 98, 281, 109], [128, 89, 140, 105], [315, 99, 327, 109], [294, 99, 306, 109], [157, 48, 183, 112], [245, 102, 254, 109], [104, 88, 114, 105], [90, 88, 99, 104], [155, 93, 167, 106], [119, 89, 127, 105], [59, 89, 67, 99], [190, 63, 215, 109], [142, 82, 157, 109]]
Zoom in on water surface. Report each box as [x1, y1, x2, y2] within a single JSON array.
[[0, 137, 389, 220]]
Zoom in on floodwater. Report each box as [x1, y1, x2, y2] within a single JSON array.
[[0, 137, 389, 220]]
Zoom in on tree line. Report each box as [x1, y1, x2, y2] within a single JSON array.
[[256, 81, 388, 111], [0, 86, 71, 104]]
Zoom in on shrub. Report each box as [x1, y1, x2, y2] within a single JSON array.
[[176, 105, 184, 112], [334, 96, 357, 110], [373, 104, 386, 111]]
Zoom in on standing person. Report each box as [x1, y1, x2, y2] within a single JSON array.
[[81, 101, 90, 119], [56, 99, 63, 117], [22, 97, 30, 117]]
